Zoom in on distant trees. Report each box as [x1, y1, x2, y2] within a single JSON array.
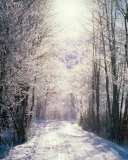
[[34, 52, 73, 120]]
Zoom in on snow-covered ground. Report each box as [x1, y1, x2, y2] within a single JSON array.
[[1, 120, 128, 160]]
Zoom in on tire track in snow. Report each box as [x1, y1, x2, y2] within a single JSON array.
[[57, 123, 83, 160]]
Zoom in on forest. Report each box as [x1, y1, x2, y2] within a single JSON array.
[[0, 0, 128, 150]]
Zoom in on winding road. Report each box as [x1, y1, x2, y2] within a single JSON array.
[[4, 121, 128, 160]]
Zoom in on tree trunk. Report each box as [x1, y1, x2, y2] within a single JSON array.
[[99, 13, 111, 120], [0, 43, 8, 146], [29, 86, 35, 124], [96, 59, 100, 133]]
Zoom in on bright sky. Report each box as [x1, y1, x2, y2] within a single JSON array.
[[53, 0, 91, 40]]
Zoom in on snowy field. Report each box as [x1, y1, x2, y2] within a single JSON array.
[[1, 120, 128, 160]]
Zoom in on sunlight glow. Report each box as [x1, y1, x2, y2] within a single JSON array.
[[59, 2, 78, 21], [52, 0, 88, 40], [55, 0, 82, 24]]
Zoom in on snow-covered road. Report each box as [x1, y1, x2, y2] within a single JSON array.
[[3, 121, 128, 160]]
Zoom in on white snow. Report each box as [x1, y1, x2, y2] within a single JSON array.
[[1, 120, 128, 160]]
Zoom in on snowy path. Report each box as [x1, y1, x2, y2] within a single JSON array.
[[2, 121, 128, 160]]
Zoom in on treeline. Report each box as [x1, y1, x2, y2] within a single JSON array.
[[75, 0, 128, 143], [0, 0, 53, 146]]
